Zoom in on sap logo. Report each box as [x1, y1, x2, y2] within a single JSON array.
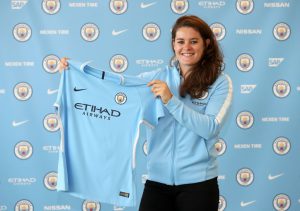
[[241, 85, 256, 94], [269, 58, 284, 67], [11, 0, 28, 9]]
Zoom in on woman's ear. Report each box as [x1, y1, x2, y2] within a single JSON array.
[[205, 39, 210, 47]]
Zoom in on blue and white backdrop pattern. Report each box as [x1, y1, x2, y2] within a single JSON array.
[[1, 0, 300, 210]]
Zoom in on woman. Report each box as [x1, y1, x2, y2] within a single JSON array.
[[60, 15, 232, 211]]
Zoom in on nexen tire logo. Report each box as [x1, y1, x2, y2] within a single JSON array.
[[136, 59, 164, 67], [74, 103, 121, 120]]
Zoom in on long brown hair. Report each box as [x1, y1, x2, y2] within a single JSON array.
[[171, 15, 224, 98]]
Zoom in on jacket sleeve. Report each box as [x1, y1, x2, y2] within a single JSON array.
[[164, 74, 233, 140]]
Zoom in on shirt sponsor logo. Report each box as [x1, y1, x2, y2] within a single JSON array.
[[4, 61, 34, 67], [268, 58, 284, 67], [8, 177, 37, 185], [198, 1, 226, 9], [43, 205, 71, 210], [264, 2, 290, 8], [236, 29, 262, 35], [140, 1, 157, 9], [74, 103, 121, 120], [241, 85, 256, 94], [69, 2, 98, 7]]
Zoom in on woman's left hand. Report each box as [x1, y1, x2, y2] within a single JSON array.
[[147, 80, 173, 104]]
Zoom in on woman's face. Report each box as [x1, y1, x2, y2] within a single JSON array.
[[173, 27, 207, 71]]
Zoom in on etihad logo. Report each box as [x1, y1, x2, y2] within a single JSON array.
[[8, 177, 37, 185], [15, 200, 33, 211], [112, 29, 128, 36], [269, 58, 284, 67], [12, 120, 29, 127], [11, 0, 28, 9], [268, 173, 284, 181], [110, 0, 127, 14], [218, 195, 226, 211], [241, 84, 256, 94], [43, 205, 71, 210], [81, 23, 99, 42], [73, 87, 86, 92], [273, 194, 290, 211], [82, 200, 100, 211], [140, 1, 157, 9], [198, 1, 226, 9], [136, 59, 163, 67], [240, 200, 256, 207], [75, 102, 121, 120]]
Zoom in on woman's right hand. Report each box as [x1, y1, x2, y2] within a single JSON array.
[[59, 57, 70, 73]]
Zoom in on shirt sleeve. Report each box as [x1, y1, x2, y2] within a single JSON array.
[[164, 74, 233, 140]]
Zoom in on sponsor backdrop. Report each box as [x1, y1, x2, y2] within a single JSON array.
[[1, 0, 299, 210]]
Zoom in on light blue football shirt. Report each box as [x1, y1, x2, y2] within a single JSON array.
[[54, 60, 164, 206]]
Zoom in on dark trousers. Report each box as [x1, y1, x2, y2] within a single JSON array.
[[139, 177, 219, 211]]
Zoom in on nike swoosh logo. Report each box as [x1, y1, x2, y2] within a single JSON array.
[[47, 89, 58, 95], [140, 2, 157, 9], [268, 173, 284, 180], [112, 29, 128, 36], [240, 200, 256, 207], [74, 87, 86, 92], [12, 120, 29, 127]]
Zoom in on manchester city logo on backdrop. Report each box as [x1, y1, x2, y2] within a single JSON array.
[[43, 55, 60, 73], [273, 194, 290, 211], [14, 141, 33, 160], [43, 113, 60, 132], [14, 82, 32, 101], [218, 195, 226, 211], [273, 23, 291, 41], [115, 92, 127, 105], [42, 0, 60, 15], [171, 0, 189, 14], [82, 200, 101, 211], [236, 111, 254, 129], [210, 23, 226, 41], [215, 138, 226, 156], [236, 0, 254, 14], [44, 172, 58, 190], [273, 80, 290, 98], [236, 54, 254, 72], [110, 54, 128, 73], [81, 23, 99, 42], [143, 23, 160, 42], [13, 23, 31, 42], [110, 0, 128, 14], [273, 137, 291, 155], [236, 168, 254, 186], [15, 200, 33, 211]]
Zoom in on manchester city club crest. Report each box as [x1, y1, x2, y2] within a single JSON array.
[[14, 141, 33, 160], [43, 113, 60, 132], [110, 54, 128, 73], [273, 137, 291, 155], [210, 23, 226, 41], [273, 80, 290, 98], [143, 23, 160, 42], [115, 92, 127, 105], [236, 111, 254, 129], [13, 23, 31, 42], [110, 0, 128, 14], [15, 200, 34, 211], [273, 23, 291, 41], [82, 200, 101, 211], [81, 23, 99, 42], [236, 53, 254, 72], [43, 55, 60, 73], [236, 0, 254, 15], [215, 138, 226, 156], [42, 0, 60, 15], [14, 82, 32, 101], [236, 168, 254, 186], [44, 172, 58, 190], [218, 195, 226, 211], [273, 194, 290, 211], [171, 0, 189, 14]]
